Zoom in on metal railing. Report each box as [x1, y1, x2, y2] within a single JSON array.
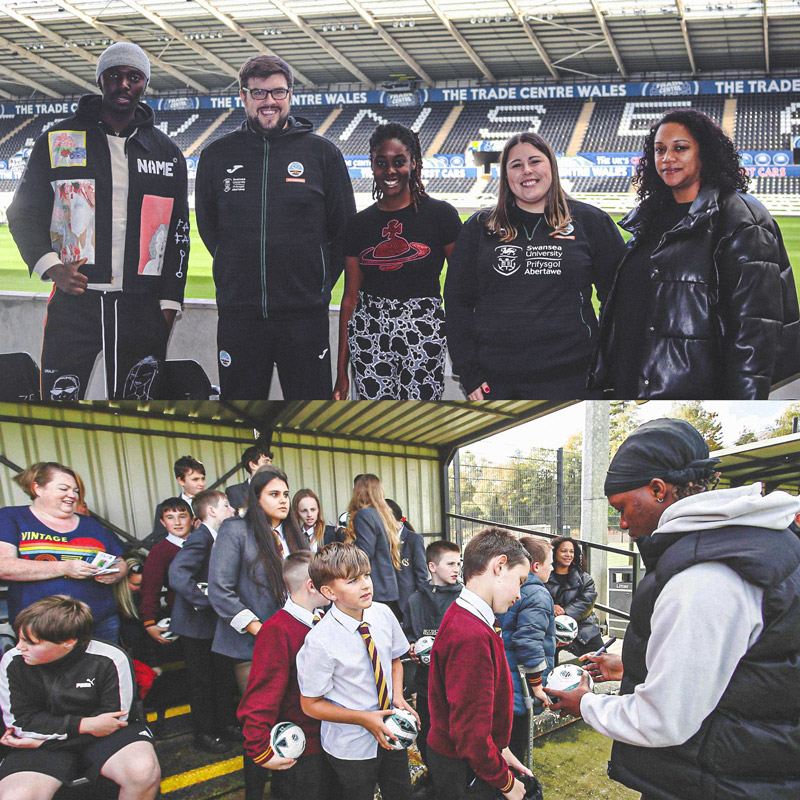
[[446, 511, 641, 622]]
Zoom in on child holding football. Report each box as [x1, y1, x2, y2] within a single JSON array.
[[238, 551, 332, 800], [497, 537, 556, 761], [427, 527, 536, 800], [298, 542, 418, 800]]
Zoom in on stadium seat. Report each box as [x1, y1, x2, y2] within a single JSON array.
[[0, 352, 40, 401]]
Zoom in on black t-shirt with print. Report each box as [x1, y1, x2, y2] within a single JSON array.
[[344, 195, 462, 300]]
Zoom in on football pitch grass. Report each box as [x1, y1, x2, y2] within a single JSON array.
[[2, 211, 800, 305]]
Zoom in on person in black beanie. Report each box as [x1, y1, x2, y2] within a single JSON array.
[[546, 417, 800, 800]]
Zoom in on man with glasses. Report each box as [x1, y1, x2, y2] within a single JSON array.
[[196, 55, 355, 399]]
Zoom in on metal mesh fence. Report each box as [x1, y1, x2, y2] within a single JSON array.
[[447, 447, 583, 548]]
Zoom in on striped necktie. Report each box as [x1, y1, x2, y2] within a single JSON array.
[[272, 528, 284, 558], [494, 618, 503, 636], [357, 621, 390, 710]]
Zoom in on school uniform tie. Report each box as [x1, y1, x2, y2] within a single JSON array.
[[272, 528, 284, 558], [312, 609, 325, 625], [357, 621, 391, 710], [493, 618, 503, 636]]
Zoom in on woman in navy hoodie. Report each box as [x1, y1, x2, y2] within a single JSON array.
[[445, 132, 625, 399]]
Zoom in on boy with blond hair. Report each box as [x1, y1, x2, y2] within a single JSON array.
[[297, 542, 417, 800]]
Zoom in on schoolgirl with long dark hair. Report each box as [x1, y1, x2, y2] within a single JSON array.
[[208, 464, 308, 692], [334, 122, 462, 400]]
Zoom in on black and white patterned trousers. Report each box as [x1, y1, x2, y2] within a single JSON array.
[[348, 292, 446, 400]]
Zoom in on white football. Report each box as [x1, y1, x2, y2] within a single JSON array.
[[414, 636, 435, 665], [545, 663, 594, 694], [384, 708, 419, 750], [554, 614, 579, 645], [270, 721, 306, 760], [157, 617, 178, 641]]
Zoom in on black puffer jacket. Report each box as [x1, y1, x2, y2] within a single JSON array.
[[588, 186, 800, 398], [544, 567, 601, 645]]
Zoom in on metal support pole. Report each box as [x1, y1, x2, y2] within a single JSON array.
[[452, 449, 463, 549], [581, 401, 611, 628], [556, 447, 564, 537]]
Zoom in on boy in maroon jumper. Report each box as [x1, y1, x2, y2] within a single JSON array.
[[238, 551, 333, 800], [141, 498, 192, 643], [427, 528, 534, 800]]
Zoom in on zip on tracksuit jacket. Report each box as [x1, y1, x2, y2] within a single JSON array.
[[195, 116, 356, 320], [7, 95, 189, 306], [0, 639, 138, 744]]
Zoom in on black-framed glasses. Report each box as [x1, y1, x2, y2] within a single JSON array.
[[241, 86, 290, 101]]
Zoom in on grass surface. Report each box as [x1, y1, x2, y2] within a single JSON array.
[[2, 212, 800, 304], [532, 721, 640, 800]]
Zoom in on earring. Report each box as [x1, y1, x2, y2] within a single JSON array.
[[656, 496, 664, 503]]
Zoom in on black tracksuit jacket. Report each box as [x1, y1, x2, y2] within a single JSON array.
[[0, 639, 138, 746], [195, 116, 356, 320]]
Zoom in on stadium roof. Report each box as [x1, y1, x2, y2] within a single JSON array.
[[0, 0, 798, 99]]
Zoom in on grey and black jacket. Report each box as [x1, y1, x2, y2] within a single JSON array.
[[195, 116, 356, 320]]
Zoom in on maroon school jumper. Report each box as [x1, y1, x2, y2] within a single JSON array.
[[141, 537, 180, 628], [427, 602, 515, 793], [238, 608, 322, 764]]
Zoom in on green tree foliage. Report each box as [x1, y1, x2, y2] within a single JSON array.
[[670, 401, 724, 451], [609, 401, 641, 457], [734, 427, 758, 446], [768, 402, 800, 437]]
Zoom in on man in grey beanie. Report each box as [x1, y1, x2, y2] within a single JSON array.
[[8, 41, 188, 400]]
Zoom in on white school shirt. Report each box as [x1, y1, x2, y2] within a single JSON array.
[[455, 585, 496, 627], [296, 601, 408, 760]]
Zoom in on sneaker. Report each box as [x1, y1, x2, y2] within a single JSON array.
[[194, 733, 232, 754]]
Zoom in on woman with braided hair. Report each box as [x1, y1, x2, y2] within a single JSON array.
[[334, 122, 462, 399]]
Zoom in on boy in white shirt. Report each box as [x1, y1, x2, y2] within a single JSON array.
[[297, 542, 418, 800]]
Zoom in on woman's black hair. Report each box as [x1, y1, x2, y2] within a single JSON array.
[[246, 465, 309, 605], [550, 536, 585, 573], [369, 122, 428, 211], [633, 108, 749, 215], [386, 498, 415, 533]]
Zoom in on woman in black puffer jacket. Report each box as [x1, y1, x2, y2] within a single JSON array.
[[588, 108, 800, 399], [544, 536, 603, 657]]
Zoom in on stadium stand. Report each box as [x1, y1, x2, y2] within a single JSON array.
[[437, 99, 585, 155], [580, 96, 726, 152], [735, 93, 800, 150], [568, 176, 633, 193], [0, 113, 66, 161], [322, 103, 452, 154]]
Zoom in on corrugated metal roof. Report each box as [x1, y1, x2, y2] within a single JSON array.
[[10, 399, 572, 454], [713, 431, 800, 494]]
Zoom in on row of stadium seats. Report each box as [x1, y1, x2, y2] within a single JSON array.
[[735, 93, 800, 150], [580, 96, 727, 152], [3, 94, 799, 165]]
